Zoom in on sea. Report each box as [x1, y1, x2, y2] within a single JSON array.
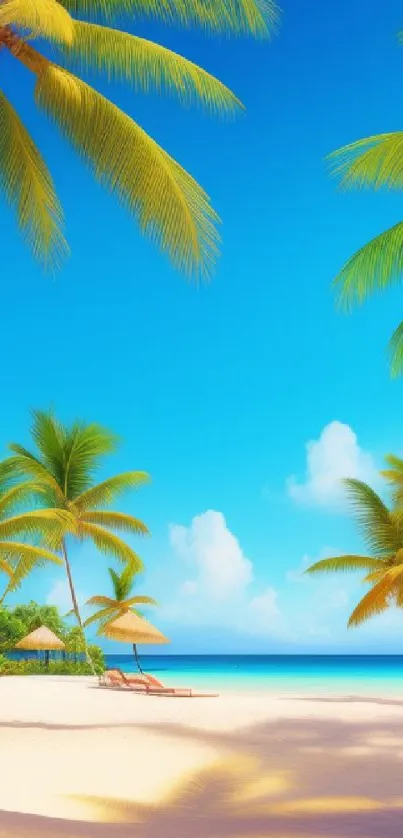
[[105, 654, 403, 695]]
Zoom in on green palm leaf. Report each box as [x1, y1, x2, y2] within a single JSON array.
[[82, 510, 149, 536], [344, 479, 399, 557], [84, 605, 119, 628], [0, 542, 63, 592], [333, 223, 403, 311], [0, 483, 43, 517], [27, 54, 219, 279], [0, 90, 67, 270], [78, 521, 143, 569], [63, 22, 242, 115], [305, 555, 384, 575], [388, 320, 403, 378], [7, 447, 66, 503], [59, 0, 279, 37], [73, 471, 150, 511], [0, 508, 72, 541], [381, 454, 403, 505], [329, 132, 403, 191]]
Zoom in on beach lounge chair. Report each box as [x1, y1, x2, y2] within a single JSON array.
[[99, 668, 217, 697]]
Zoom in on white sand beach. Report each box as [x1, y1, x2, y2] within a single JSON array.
[[1, 676, 403, 837]]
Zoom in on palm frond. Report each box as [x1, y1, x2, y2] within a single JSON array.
[[381, 454, 403, 505], [78, 520, 143, 569], [328, 133, 403, 191], [59, 0, 280, 37], [333, 223, 403, 311], [388, 319, 403, 378], [0, 0, 74, 43], [348, 565, 403, 627], [84, 605, 118, 627], [344, 479, 399, 556], [124, 594, 157, 606], [7, 447, 66, 503], [85, 594, 116, 606], [0, 483, 43, 518], [24, 53, 219, 279], [0, 542, 63, 591], [304, 555, 384, 575], [81, 510, 149, 536], [0, 557, 13, 577], [63, 22, 241, 116], [0, 508, 72, 540], [60, 420, 118, 499], [73, 471, 150, 511], [0, 90, 67, 270]]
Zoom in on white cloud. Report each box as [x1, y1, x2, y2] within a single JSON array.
[[287, 421, 378, 509], [169, 510, 253, 601], [163, 511, 290, 639]]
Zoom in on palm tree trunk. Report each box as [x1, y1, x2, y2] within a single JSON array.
[[61, 540, 96, 676], [133, 643, 143, 673]]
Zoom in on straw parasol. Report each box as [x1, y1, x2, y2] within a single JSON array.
[[103, 611, 169, 673], [16, 625, 65, 666]]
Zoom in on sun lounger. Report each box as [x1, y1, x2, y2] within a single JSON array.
[[99, 668, 218, 697]]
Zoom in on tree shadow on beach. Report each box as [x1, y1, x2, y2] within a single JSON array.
[[2, 715, 403, 837]]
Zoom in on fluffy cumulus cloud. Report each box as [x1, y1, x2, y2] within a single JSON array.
[[287, 421, 378, 509], [164, 510, 290, 640], [170, 510, 253, 601]]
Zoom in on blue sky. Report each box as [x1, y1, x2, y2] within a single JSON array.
[[2, 0, 403, 652]]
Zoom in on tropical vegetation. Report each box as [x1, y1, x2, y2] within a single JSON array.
[[0, 0, 279, 277], [305, 473, 403, 627], [84, 565, 156, 669], [329, 31, 403, 376], [0, 461, 69, 604], [0, 601, 105, 674], [3, 409, 150, 670]]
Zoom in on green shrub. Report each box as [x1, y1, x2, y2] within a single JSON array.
[[0, 655, 104, 676]]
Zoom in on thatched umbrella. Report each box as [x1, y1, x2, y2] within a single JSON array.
[[16, 625, 65, 666], [103, 611, 169, 673]]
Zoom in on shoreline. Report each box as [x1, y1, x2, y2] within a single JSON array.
[[1, 675, 403, 837]]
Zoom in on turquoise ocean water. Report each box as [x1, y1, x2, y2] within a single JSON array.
[[105, 654, 403, 695]]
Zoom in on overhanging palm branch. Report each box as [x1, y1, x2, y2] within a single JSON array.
[[328, 130, 403, 374], [348, 565, 403, 627], [0, 91, 67, 269], [59, 0, 280, 37], [331, 223, 403, 311], [62, 23, 242, 114], [305, 477, 403, 629], [0, 0, 74, 43], [0, 0, 279, 275]]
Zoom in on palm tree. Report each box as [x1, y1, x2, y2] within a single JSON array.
[[84, 564, 156, 671], [0, 0, 279, 277], [305, 478, 403, 627], [328, 69, 403, 375], [0, 463, 65, 604], [7, 410, 150, 668]]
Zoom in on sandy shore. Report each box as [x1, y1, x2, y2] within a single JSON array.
[[1, 676, 403, 837]]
